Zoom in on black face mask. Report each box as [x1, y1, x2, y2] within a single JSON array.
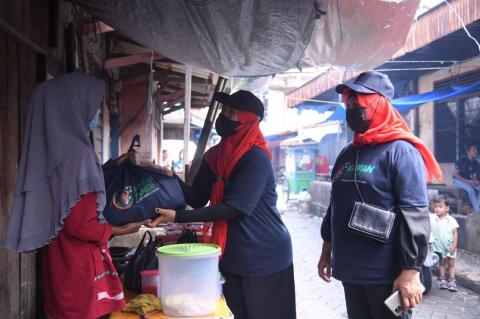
[[215, 113, 240, 137], [346, 107, 371, 133]]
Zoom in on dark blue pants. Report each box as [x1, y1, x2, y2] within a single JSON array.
[[343, 283, 413, 319], [222, 264, 296, 319]]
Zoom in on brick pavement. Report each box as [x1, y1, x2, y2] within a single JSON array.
[[282, 207, 480, 319]]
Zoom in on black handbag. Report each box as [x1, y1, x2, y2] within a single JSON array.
[[347, 148, 396, 243], [176, 228, 199, 244], [124, 231, 162, 293]]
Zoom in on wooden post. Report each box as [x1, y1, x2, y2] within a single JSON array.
[[183, 66, 192, 177], [187, 76, 228, 184], [64, 22, 75, 72]]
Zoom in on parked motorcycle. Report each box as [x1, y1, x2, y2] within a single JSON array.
[[420, 235, 441, 294]]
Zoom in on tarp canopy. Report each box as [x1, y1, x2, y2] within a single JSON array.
[[280, 121, 341, 147], [325, 105, 346, 121], [297, 81, 480, 121], [297, 102, 345, 121], [75, 0, 420, 76], [391, 81, 480, 112]]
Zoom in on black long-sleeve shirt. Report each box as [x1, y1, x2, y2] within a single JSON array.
[[174, 159, 242, 222], [174, 148, 293, 277]]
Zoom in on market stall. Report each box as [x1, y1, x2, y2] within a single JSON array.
[[110, 226, 233, 319], [283, 143, 317, 195], [111, 293, 233, 319]]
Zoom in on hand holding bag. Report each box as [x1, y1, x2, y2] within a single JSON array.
[[348, 148, 396, 243]]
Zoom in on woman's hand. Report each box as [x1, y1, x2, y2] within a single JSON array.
[[147, 208, 176, 228], [111, 219, 150, 236], [318, 242, 333, 283], [393, 269, 425, 312], [116, 150, 136, 166]]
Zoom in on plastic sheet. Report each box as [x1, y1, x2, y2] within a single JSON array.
[[76, 0, 420, 76]]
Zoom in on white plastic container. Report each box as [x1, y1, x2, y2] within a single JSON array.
[[157, 243, 221, 316]]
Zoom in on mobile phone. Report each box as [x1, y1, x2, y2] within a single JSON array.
[[384, 290, 403, 317]]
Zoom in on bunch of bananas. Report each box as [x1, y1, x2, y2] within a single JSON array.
[[123, 294, 162, 315]]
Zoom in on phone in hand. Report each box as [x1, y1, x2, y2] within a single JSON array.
[[384, 290, 403, 317]]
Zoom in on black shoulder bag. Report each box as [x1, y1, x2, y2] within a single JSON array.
[[347, 148, 396, 243], [124, 231, 162, 293]]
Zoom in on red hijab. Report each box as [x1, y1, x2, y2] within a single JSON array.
[[202, 110, 272, 253], [343, 89, 443, 183]]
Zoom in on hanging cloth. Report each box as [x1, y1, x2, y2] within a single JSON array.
[[4, 72, 106, 252]]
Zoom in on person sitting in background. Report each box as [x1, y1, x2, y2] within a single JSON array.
[[430, 195, 459, 292], [173, 149, 185, 173], [452, 144, 480, 214], [160, 149, 171, 169], [315, 154, 329, 176]]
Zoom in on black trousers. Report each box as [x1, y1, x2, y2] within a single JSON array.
[[222, 264, 296, 319], [343, 283, 412, 319]]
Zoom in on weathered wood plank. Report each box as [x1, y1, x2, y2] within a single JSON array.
[[20, 0, 32, 40], [0, 1, 6, 20], [0, 34, 21, 319], [4, 0, 22, 31], [104, 52, 166, 70], [20, 252, 37, 319], [187, 77, 228, 183], [18, 44, 37, 319], [30, 0, 49, 48]]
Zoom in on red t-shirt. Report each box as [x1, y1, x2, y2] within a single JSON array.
[[42, 192, 126, 319]]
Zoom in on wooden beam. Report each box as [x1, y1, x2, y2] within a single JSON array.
[[104, 52, 165, 70], [0, 18, 48, 55], [64, 22, 76, 72], [122, 72, 167, 87], [81, 21, 114, 36], [162, 103, 183, 115], [187, 76, 228, 183], [183, 66, 192, 176], [108, 33, 147, 49], [159, 89, 185, 102], [191, 91, 208, 98]]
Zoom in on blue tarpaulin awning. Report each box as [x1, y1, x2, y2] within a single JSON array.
[[326, 106, 346, 121], [391, 81, 480, 113], [298, 81, 480, 122]]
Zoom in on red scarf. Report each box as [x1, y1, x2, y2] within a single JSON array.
[[202, 110, 272, 253], [344, 89, 443, 183]]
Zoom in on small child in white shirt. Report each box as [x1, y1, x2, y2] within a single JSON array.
[[430, 195, 459, 292]]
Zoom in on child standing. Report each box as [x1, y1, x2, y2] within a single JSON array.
[[430, 195, 460, 292]]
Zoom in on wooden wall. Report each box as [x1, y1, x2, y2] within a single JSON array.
[[0, 0, 108, 316], [0, 30, 41, 318], [0, 1, 57, 318]]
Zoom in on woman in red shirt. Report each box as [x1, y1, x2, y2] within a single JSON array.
[[4, 73, 148, 319]]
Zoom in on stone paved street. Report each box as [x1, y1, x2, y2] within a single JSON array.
[[282, 206, 480, 319]]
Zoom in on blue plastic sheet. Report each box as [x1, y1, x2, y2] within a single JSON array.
[[301, 81, 480, 122], [391, 81, 480, 112]]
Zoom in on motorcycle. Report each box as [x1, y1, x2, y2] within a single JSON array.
[[420, 234, 440, 294]]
